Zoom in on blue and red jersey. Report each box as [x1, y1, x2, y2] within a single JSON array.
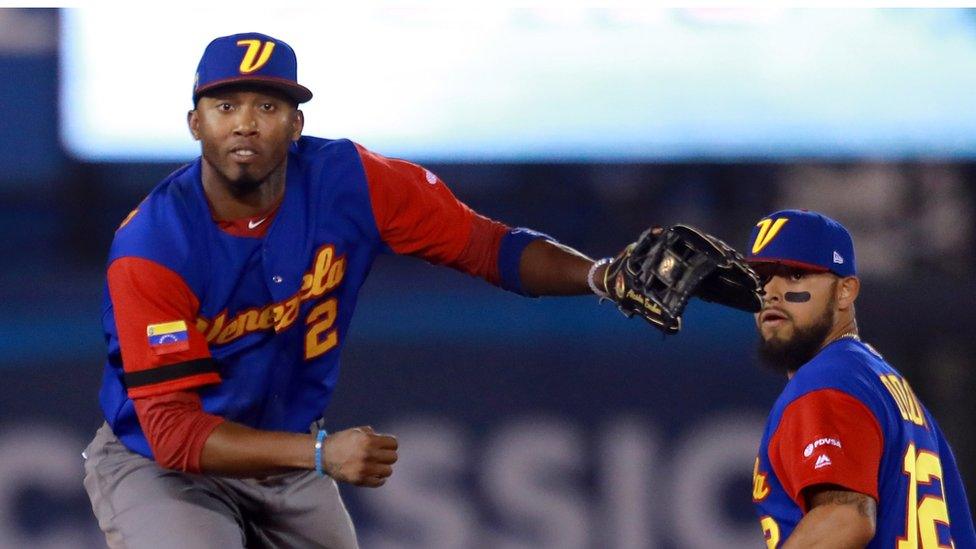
[[753, 337, 976, 548], [100, 137, 546, 464]]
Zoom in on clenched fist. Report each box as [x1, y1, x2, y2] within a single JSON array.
[[322, 426, 398, 487]]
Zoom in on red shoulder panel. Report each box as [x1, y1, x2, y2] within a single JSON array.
[[107, 257, 219, 398], [768, 388, 884, 511], [356, 143, 507, 282]]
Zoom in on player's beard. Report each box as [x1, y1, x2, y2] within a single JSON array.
[[757, 293, 835, 375], [201, 141, 288, 198], [218, 154, 286, 197]]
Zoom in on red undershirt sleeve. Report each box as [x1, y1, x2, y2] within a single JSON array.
[[132, 391, 224, 473], [356, 143, 509, 285], [108, 256, 225, 472], [768, 388, 884, 512]]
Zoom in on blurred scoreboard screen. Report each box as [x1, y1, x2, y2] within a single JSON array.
[[60, 7, 976, 162]]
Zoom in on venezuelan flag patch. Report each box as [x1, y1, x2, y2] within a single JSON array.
[[147, 320, 190, 355]]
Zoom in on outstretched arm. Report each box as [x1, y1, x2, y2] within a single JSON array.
[[782, 486, 877, 548], [518, 238, 604, 296], [357, 145, 611, 298]]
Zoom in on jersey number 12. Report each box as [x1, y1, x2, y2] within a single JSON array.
[[897, 442, 953, 549]]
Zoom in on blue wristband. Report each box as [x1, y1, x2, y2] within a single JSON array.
[[314, 429, 328, 477]]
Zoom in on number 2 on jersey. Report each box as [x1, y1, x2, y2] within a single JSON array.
[[760, 516, 781, 549], [898, 442, 953, 549], [305, 298, 339, 359]]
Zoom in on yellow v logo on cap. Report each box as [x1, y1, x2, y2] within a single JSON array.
[[236, 39, 276, 74], [752, 218, 788, 254]]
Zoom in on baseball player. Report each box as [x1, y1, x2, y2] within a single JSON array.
[[82, 31, 655, 548], [747, 209, 976, 548]]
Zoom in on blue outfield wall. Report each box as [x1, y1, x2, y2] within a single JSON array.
[[0, 55, 63, 183]]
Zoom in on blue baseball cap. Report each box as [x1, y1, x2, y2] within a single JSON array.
[[193, 32, 313, 105], [745, 209, 856, 277]]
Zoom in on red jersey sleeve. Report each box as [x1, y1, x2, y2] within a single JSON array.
[[107, 256, 220, 398], [357, 143, 509, 284], [768, 388, 884, 511]]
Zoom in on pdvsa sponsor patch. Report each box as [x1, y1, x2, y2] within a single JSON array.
[[803, 437, 842, 458]]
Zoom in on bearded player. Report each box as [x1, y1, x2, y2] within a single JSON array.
[[747, 209, 975, 548], [81, 32, 761, 548]]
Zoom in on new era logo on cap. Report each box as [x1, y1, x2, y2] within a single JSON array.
[[192, 32, 313, 105], [833, 251, 844, 264]]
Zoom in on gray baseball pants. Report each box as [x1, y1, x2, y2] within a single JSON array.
[[83, 422, 358, 549]]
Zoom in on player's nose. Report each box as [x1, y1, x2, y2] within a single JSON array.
[[232, 109, 259, 136], [761, 275, 784, 303]]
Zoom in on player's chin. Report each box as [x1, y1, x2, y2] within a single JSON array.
[[224, 165, 269, 189], [759, 323, 792, 343]]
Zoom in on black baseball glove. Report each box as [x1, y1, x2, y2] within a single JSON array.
[[602, 225, 763, 334]]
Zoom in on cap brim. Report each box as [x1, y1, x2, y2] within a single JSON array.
[[746, 258, 830, 273], [194, 76, 313, 104]]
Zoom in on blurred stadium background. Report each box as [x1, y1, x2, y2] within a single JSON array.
[[2, 7, 974, 548]]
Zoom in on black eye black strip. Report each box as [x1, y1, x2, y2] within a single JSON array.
[[784, 292, 811, 303]]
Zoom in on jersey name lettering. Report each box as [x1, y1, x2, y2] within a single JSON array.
[[753, 457, 771, 502], [879, 374, 926, 427]]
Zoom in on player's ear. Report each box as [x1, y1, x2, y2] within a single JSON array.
[[291, 109, 304, 142], [836, 276, 860, 310], [187, 109, 201, 141]]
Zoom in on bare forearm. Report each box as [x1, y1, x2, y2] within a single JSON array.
[[200, 421, 315, 477], [783, 491, 876, 548], [518, 239, 600, 296], [199, 422, 399, 487]]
